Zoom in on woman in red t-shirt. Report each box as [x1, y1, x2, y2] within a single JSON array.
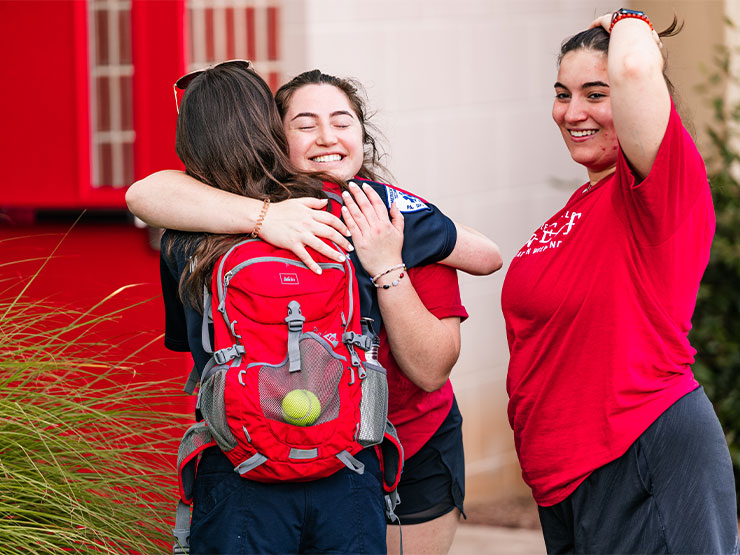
[[502, 10, 737, 554]]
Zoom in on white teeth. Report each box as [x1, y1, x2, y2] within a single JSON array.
[[570, 129, 597, 137], [311, 154, 342, 163]]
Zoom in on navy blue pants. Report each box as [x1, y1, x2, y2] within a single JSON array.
[[538, 387, 738, 554], [189, 447, 386, 554]]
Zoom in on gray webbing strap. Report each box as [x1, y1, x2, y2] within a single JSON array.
[[234, 452, 268, 475], [184, 364, 199, 395], [385, 490, 401, 521], [198, 359, 217, 397], [172, 500, 191, 554], [325, 190, 343, 206], [385, 491, 403, 555], [284, 301, 305, 373], [336, 450, 365, 475], [201, 285, 213, 354], [385, 492, 404, 555], [289, 447, 318, 460]]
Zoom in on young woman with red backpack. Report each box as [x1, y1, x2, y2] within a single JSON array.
[[143, 62, 501, 554]]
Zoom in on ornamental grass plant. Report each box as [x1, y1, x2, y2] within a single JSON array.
[[0, 235, 187, 553]]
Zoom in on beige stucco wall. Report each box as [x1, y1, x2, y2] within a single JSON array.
[[635, 1, 726, 155], [281, 0, 730, 504]]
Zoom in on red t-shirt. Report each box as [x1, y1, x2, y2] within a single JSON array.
[[380, 264, 468, 459], [501, 104, 714, 506]]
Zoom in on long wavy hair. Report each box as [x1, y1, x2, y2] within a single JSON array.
[[274, 69, 391, 183], [172, 62, 335, 310]]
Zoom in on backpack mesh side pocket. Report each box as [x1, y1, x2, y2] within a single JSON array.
[[259, 335, 343, 426], [358, 360, 388, 446], [199, 369, 238, 451]]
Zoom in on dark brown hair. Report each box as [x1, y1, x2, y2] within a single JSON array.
[[274, 69, 391, 183], [558, 16, 684, 99], [172, 62, 330, 309]]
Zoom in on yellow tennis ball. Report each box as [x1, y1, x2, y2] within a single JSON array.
[[281, 389, 321, 426]]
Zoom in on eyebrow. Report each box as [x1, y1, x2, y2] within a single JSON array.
[[554, 81, 610, 90], [290, 110, 355, 121]]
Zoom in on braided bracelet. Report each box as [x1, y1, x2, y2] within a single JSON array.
[[609, 8, 653, 33], [250, 198, 271, 238], [370, 263, 406, 284]]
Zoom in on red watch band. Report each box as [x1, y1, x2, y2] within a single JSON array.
[[609, 9, 654, 33]]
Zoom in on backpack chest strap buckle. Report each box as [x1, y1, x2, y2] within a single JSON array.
[[342, 331, 372, 351], [213, 344, 245, 365]]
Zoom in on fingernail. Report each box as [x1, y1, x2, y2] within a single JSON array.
[[349, 182, 359, 188], [342, 191, 351, 197], [338, 254, 346, 262], [346, 243, 354, 251]]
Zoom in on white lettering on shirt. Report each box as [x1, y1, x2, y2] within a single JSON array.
[[515, 211, 581, 258]]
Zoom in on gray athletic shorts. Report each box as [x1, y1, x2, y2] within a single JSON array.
[[538, 387, 739, 554]]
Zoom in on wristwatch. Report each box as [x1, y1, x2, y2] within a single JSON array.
[[610, 8, 653, 33]]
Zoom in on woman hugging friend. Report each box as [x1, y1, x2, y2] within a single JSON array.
[[128, 64, 501, 554]]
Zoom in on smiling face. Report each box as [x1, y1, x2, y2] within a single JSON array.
[[553, 49, 619, 183], [282, 84, 365, 181]]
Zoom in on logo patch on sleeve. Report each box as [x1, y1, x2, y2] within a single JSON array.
[[385, 187, 428, 213]]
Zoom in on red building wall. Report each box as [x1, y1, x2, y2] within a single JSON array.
[[0, 0, 185, 209], [0, 0, 193, 449], [1, 1, 92, 207]]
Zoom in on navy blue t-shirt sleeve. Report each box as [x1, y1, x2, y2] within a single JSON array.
[[160, 243, 190, 352], [351, 178, 457, 267], [346, 178, 458, 331]]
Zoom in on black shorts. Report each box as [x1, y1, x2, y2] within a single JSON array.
[[538, 387, 739, 554], [387, 397, 466, 525]]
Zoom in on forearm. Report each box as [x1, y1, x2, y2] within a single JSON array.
[[604, 15, 670, 178], [126, 170, 260, 233], [441, 222, 503, 276], [377, 279, 461, 392]]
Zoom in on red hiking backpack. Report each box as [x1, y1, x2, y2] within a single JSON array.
[[172, 236, 403, 554]]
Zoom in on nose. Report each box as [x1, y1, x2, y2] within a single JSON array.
[[316, 123, 338, 146], [563, 97, 587, 123]]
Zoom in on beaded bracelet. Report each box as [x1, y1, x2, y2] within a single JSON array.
[[609, 8, 653, 33], [370, 263, 406, 289], [373, 270, 406, 290], [370, 263, 406, 284], [250, 198, 271, 238]]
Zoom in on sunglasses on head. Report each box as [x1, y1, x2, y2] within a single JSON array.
[[173, 59, 252, 113]]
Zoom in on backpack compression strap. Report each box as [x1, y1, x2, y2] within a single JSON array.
[[375, 420, 404, 520], [284, 300, 306, 373], [173, 422, 217, 555], [173, 501, 191, 555]]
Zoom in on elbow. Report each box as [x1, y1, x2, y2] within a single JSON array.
[[477, 246, 504, 276], [417, 356, 458, 393], [125, 180, 143, 214], [418, 376, 450, 393], [488, 249, 504, 274], [612, 51, 662, 86]]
